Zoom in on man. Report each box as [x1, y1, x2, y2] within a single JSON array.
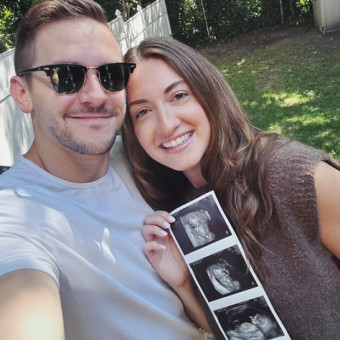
[[0, 1, 209, 339]]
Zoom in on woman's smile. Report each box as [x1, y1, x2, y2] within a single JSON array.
[[160, 131, 193, 150]]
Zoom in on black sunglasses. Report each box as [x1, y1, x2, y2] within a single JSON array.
[[19, 63, 136, 95]]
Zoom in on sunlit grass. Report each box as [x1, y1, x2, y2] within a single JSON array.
[[212, 30, 340, 161]]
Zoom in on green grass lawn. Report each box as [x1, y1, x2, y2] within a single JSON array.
[[203, 25, 340, 161]]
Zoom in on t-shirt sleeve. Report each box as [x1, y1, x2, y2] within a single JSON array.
[[0, 189, 60, 285]]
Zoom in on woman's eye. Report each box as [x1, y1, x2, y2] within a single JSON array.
[[173, 92, 188, 101], [135, 109, 148, 119]]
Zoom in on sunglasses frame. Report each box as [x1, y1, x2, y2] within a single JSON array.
[[19, 62, 136, 95]]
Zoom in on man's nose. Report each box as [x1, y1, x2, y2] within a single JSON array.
[[78, 70, 109, 105]]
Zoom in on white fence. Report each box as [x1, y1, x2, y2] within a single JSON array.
[[0, 0, 171, 166], [111, 0, 171, 54]]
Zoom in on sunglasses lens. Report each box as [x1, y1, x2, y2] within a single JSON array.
[[51, 65, 85, 94], [98, 64, 130, 92]]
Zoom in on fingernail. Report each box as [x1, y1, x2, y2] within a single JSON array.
[[163, 221, 171, 229], [169, 216, 176, 223], [160, 229, 168, 236], [159, 244, 167, 249]]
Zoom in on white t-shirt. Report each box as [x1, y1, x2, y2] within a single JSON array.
[[0, 139, 205, 340]]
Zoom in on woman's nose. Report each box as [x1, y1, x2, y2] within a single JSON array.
[[156, 106, 180, 135]]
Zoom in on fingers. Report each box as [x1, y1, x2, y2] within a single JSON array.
[[144, 211, 175, 230], [142, 211, 175, 242], [143, 240, 166, 254], [142, 224, 168, 242], [142, 211, 176, 253]]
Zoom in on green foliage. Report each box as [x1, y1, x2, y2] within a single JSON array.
[[166, 0, 209, 46], [1, 0, 313, 52], [95, 0, 122, 21], [0, 0, 39, 52], [0, 8, 14, 53], [95, 0, 141, 21], [166, 0, 314, 47], [0, 0, 148, 53]]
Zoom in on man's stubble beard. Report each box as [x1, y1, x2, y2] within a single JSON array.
[[50, 126, 119, 155]]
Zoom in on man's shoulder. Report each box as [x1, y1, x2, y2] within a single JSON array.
[[0, 158, 60, 205], [0, 157, 26, 187]]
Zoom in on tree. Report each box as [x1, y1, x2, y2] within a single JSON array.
[[166, 0, 313, 47], [0, 0, 148, 53], [0, 0, 39, 52]]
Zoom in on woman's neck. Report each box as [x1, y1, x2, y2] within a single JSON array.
[[183, 165, 208, 189]]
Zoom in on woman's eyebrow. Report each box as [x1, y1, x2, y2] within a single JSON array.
[[164, 80, 185, 94], [128, 98, 148, 110], [128, 80, 186, 110]]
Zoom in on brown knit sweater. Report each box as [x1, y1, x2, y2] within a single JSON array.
[[262, 140, 340, 339]]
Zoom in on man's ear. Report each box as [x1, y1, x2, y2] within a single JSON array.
[[10, 76, 34, 113]]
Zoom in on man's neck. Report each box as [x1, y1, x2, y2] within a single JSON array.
[[25, 142, 110, 183]]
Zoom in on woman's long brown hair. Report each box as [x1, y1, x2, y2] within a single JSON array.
[[122, 37, 285, 278]]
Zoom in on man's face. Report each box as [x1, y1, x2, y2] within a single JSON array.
[[26, 18, 125, 156]]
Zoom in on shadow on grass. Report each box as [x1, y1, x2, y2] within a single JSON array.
[[217, 36, 340, 161], [247, 98, 340, 160]]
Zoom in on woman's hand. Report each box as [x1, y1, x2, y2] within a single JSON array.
[[143, 211, 214, 334], [142, 211, 189, 289]]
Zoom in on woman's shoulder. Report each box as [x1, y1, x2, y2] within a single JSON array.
[[269, 138, 325, 164], [262, 139, 340, 206], [265, 139, 338, 181]]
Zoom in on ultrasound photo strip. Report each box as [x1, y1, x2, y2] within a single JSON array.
[[170, 191, 290, 340]]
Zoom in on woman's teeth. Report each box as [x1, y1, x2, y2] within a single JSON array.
[[162, 132, 192, 149]]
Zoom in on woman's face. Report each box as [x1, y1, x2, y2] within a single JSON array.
[[127, 58, 211, 187]]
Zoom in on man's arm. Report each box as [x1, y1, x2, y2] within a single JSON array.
[[0, 269, 64, 340]]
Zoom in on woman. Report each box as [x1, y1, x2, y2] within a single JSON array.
[[122, 37, 340, 339]]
